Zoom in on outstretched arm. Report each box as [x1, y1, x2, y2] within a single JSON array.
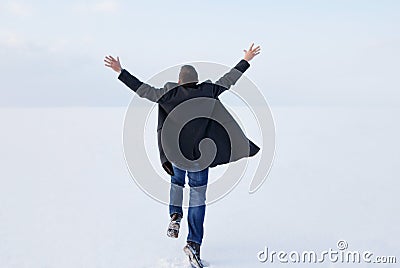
[[213, 43, 261, 96], [104, 55, 167, 102]]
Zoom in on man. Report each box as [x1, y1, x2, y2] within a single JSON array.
[[104, 43, 260, 268]]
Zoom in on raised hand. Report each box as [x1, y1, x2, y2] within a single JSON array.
[[104, 55, 122, 73], [243, 43, 261, 62]]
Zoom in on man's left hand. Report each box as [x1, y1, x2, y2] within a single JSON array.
[[104, 55, 122, 73]]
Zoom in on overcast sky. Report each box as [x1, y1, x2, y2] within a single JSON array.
[[0, 0, 399, 106]]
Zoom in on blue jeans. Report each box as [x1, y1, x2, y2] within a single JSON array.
[[169, 164, 209, 245]]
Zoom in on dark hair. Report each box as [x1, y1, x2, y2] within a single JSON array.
[[179, 65, 198, 85]]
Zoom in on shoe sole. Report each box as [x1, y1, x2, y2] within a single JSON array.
[[167, 222, 180, 238], [167, 229, 178, 238]]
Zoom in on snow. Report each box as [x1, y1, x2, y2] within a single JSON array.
[[0, 106, 399, 267]]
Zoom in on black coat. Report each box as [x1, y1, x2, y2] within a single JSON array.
[[118, 59, 260, 175]]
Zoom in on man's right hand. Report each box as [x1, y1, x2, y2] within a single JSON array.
[[243, 43, 261, 62]]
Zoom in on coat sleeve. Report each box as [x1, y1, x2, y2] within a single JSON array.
[[212, 59, 250, 97], [118, 69, 168, 102]]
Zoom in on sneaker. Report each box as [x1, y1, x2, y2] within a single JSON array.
[[183, 241, 203, 268], [167, 213, 182, 238]]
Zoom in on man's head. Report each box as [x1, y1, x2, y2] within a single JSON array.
[[178, 65, 198, 85]]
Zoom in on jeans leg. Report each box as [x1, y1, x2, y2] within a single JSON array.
[[187, 167, 209, 245], [169, 165, 186, 217]]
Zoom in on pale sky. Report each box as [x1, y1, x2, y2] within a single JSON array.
[[0, 0, 399, 106]]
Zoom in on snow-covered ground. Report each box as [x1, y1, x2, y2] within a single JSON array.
[[0, 106, 399, 267]]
